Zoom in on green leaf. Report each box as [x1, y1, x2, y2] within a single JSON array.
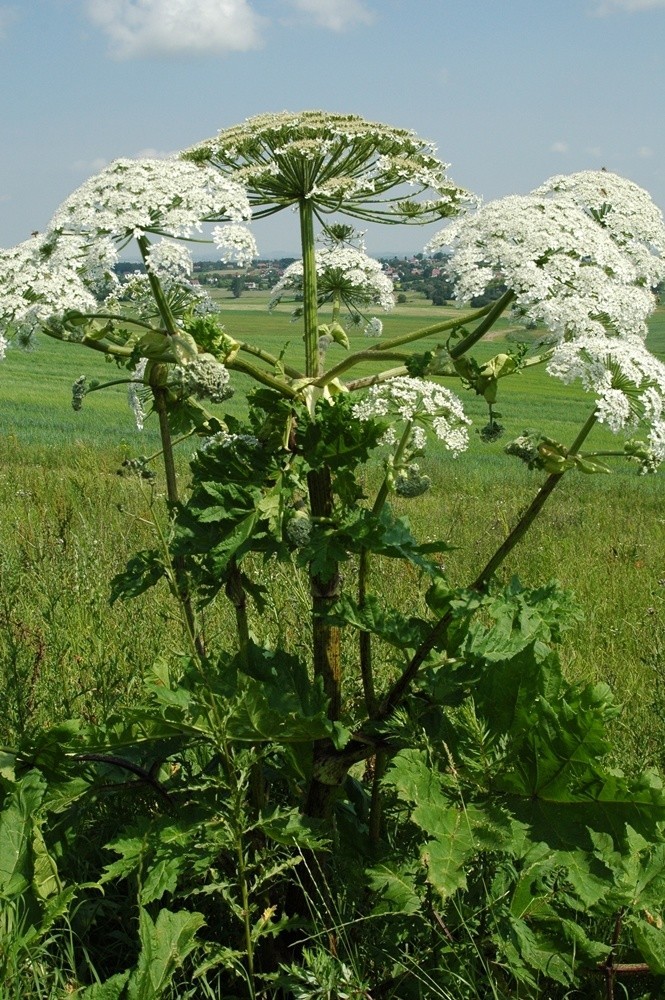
[[325, 594, 430, 652], [631, 916, 665, 974], [0, 770, 46, 897], [110, 549, 167, 604], [368, 863, 421, 915], [78, 972, 131, 999], [127, 908, 205, 1000]]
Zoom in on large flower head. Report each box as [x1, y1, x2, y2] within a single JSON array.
[[48, 157, 253, 246], [429, 193, 657, 340], [533, 170, 665, 287], [269, 245, 395, 315], [0, 233, 114, 346], [183, 111, 471, 225]]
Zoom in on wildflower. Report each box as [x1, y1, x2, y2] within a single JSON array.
[[128, 359, 148, 430], [429, 193, 657, 341], [145, 240, 193, 280], [547, 334, 665, 439], [212, 223, 258, 265], [352, 376, 470, 455], [49, 157, 252, 245], [269, 245, 394, 315], [0, 234, 106, 347], [533, 170, 665, 286], [184, 111, 471, 225], [364, 317, 384, 338]]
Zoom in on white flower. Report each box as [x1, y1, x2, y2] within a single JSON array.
[[533, 170, 665, 287], [0, 233, 109, 345], [430, 192, 657, 341], [184, 111, 472, 225], [145, 240, 193, 279], [352, 376, 470, 455], [49, 157, 252, 243], [270, 246, 394, 314], [212, 223, 258, 265], [364, 317, 383, 337], [547, 334, 665, 441], [128, 359, 148, 431]]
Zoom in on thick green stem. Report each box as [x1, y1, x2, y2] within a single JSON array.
[[358, 418, 413, 711], [448, 290, 515, 360], [317, 306, 496, 386], [299, 199, 320, 378], [151, 381, 206, 659]]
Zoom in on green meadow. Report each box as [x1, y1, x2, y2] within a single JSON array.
[[1, 297, 664, 770]]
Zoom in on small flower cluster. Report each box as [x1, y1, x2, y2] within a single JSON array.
[[184, 111, 472, 225], [547, 335, 665, 456], [171, 355, 233, 404], [352, 376, 470, 456], [269, 245, 395, 319], [128, 359, 148, 431]]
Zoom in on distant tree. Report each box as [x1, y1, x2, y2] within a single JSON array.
[[231, 275, 244, 298]]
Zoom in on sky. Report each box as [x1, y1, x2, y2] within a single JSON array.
[[1, 0, 665, 258]]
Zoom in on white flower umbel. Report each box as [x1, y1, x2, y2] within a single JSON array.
[[212, 223, 258, 265], [269, 246, 394, 314], [145, 239, 193, 280], [352, 376, 471, 456], [533, 170, 665, 287], [49, 157, 252, 245], [547, 334, 665, 454], [0, 233, 111, 347], [430, 193, 657, 341], [184, 111, 472, 225]]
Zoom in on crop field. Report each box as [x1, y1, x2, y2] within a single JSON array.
[[1, 298, 664, 769]]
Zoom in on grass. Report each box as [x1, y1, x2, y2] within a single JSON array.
[[0, 298, 663, 768]]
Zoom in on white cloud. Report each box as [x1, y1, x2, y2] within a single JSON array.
[[84, 0, 266, 59], [550, 141, 569, 154], [592, 0, 665, 14], [287, 0, 375, 31]]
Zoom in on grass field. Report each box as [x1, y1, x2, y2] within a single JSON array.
[[1, 298, 663, 770]]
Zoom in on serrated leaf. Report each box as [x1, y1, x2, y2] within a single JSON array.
[[0, 770, 45, 897], [368, 863, 421, 915], [631, 917, 665, 974], [127, 908, 205, 1000], [78, 972, 131, 999]]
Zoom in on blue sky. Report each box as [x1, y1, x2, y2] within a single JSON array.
[[1, 0, 664, 257]]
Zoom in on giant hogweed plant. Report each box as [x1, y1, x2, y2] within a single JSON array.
[[1, 112, 665, 996]]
